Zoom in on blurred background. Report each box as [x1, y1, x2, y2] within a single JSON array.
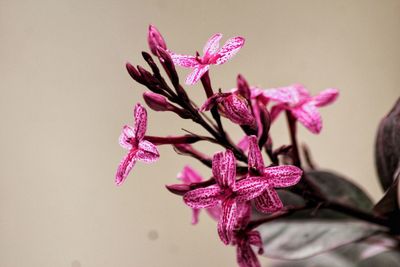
[[1, 0, 399, 266]]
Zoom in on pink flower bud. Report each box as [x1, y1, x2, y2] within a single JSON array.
[[143, 92, 170, 111], [148, 25, 167, 56], [222, 94, 255, 126]]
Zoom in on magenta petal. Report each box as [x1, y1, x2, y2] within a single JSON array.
[[236, 244, 261, 267], [235, 176, 268, 202], [254, 188, 283, 213], [178, 165, 203, 184], [183, 185, 221, 209], [169, 53, 199, 68], [218, 198, 237, 245], [206, 205, 222, 222], [191, 208, 200, 225], [119, 125, 135, 150], [263, 165, 302, 188], [237, 135, 250, 152], [136, 140, 160, 163], [185, 65, 210, 85], [248, 231, 264, 254], [215, 36, 245, 65], [313, 88, 339, 107], [248, 136, 264, 172], [263, 84, 309, 105], [212, 150, 236, 189], [235, 202, 251, 228], [270, 104, 286, 121], [115, 151, 137, 186], [292, 102, 322, 134], [203, 33, 222, 57], [133, 103, 147, 141], [199, 94, 223, 112]]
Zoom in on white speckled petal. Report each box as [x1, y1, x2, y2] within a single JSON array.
[[291, 102, 322, 134], [215, 36, 245, 65], [263, 165, 303, 188], [185, 65, 210, 85], [115, 151, 137, 186], [254, 188, 283, 213], [136, 140, 160, 163], [118, 125, 135, 150], [133, 103, 147, 141], [203, 33, 222, 57], [169, 53, 199, 68]]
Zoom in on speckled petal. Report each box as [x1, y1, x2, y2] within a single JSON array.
[[212, 150, 236, 189], [291, 102, 322, 134], [203, 33, 222, 57], [254, 188, 283, 213], [185, 65, 210, 85], [236, 243, 261, 267], [263, 84, 309, 105], [235, 177, 268, 202], [183, 185, 221, 209], [248, 136, 264, 172], [215, 36, 245, 65], [263, 165, 303, 188], [133, 103, 147, 141], [118, 125, 135, 150], [237, 135, 250, 152], [169, 53, 199, 68], [218, 198, 237, 245], [206, 204, 222, 222], [235, 202, 251, 228], [115, 150, 137, 186], [313, 88, 339, 107], [270, 104, 286, 121], [136, 140, 160, 163], [178, 165, 203, 184]]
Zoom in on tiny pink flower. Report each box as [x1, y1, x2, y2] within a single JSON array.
[[168, 33, 245, 85], [177, 166, 221, 224], [147, 25, 167, 56], [247, 136, 302, 213], [115, 103, 160, 186], [183, 150, 268, 244], [200, 92, 255, 126], [262, 84, 339, 134]]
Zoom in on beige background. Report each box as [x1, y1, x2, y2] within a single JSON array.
[[1, 0, 399, 266]]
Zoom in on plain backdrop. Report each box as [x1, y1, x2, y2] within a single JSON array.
[[1, 0, 399, 266]]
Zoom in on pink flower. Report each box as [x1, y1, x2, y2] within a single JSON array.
[[247, 136, 302, 213], [200, 92, 255, 126], [115, 103, 160, 185], [177, 166, 221, 224], [183, 150, 268, 244], [168, 33, 245, 85], [262, 84, 339, 134]]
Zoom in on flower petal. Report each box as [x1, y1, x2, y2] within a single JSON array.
[[118, 125, 135, 149], [133, 103, 147, 141], [206, 204, 222, 221], [218, 198, 237, 245], [212, 150, 236, 189], [236, 243, 261, 267], [291, 102, 322, 134], [254, 188, 283, 213], [248, 231, 264, 254], [178, 165, 203, 184], [169, 53, 199, 68], [203, 33, 222, 58], [263, 165, 303, 188], [237, 135, 250, 152], [185, 65, 210, 85], [214, 36, 245, 65], [248, 135, 264, 172], [191, 208, 200, 225], [136, 140, 160, 163], [262, 84, 310, 105], [270, 104, 286, 121], [115, 151, 137, 186], [235, 202, 251, 228], [183, 185, 221, 209], [313, 88, 339, 107], [235, 176, 268, 202]]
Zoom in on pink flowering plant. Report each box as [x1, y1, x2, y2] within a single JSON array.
[[116, 25, 400, 266]]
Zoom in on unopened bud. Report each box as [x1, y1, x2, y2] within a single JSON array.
[[143, 92, 170, 111], [222, 94, 256, 126], [165, 184, 190, 196], [148, 25, 167, 56]]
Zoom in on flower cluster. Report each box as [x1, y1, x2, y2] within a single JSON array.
[[115, 25, 339, 267]]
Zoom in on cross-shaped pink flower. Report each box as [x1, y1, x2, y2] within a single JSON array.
[[262, 84, 339, 134], [247, 136, 302, 213], [115, 103, 160, 186], [183, 150, 268, 244], [168, 33, 245, 85], [177, 166, 220, 225]]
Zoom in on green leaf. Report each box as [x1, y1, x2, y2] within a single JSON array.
[[307, 170, 374, 212], [259, 220, 382, 260], [375, 97, 400, 191]]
